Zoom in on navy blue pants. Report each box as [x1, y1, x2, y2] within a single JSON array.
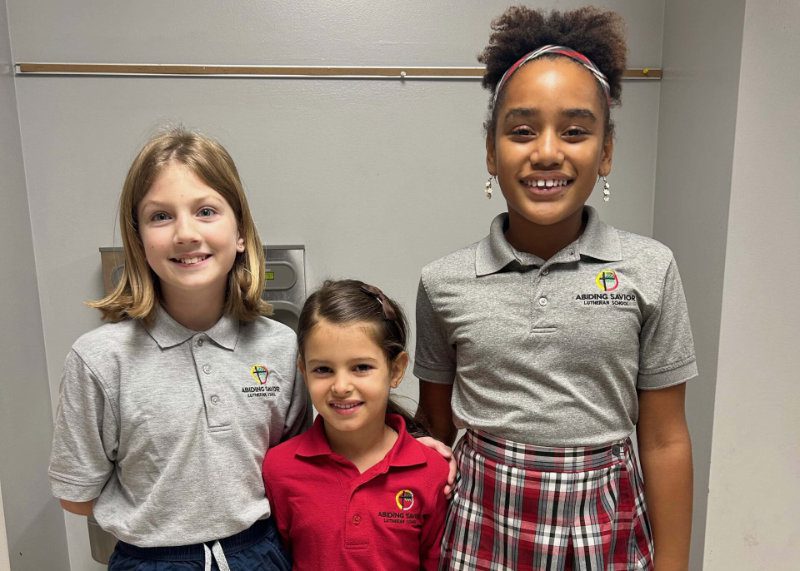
[[108, 518, 290, 571]]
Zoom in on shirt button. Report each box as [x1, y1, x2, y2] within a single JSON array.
[[541, 268, 550, 276], [210, 395, 220, 405], [538, 297, 548, 307], [612, 444, 621, 456], [197, 337, 204, 346], [202, 364, 211, 374], [352, 514, 361, 525]]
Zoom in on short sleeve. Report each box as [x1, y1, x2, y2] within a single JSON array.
[[262, 450, 292, 549], [419, 462, 448, 570], [638, 258, 698, 389], [48, 350, 118, 501], [413, 278, 456, 384]]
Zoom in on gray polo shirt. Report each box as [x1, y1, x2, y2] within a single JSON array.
[[414, 207, 697, 446], [49, 306, 309, 547]]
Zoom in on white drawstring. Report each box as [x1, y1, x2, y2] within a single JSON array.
[[203, 544, 212, 571], [202, 540, 231, 571]]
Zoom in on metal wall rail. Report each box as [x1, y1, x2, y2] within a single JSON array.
[[14, 63, 661, 80]]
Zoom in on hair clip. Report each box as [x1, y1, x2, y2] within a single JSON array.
[[359, 284, 397, 321]]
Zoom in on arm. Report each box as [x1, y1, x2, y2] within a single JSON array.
[[637, 382, 692, 571], [416, 380, 456, 446], [59, 499, 94, 516], [415, 381, 457, 495]]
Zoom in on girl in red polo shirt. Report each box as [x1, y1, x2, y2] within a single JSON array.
[[262, 279, 449, 571]]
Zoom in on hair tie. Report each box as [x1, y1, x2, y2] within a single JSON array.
[[492, 45, 611, 107], [359, 284, 398, 321]]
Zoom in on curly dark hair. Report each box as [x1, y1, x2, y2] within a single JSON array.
[[479, 6, 627, 138]]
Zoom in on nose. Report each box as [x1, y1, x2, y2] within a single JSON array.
[[330, 373, 353, 397], [173, 214, 201, 245], [531, 129, 563, 168]]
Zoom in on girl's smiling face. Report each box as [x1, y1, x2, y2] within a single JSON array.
[[488, 57, 613, 240], [137, 162, 244, 310], [301, 318, 406, 442]]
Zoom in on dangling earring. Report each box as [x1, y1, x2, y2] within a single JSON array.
[[602, 176, 611, 203], [485, 176, 494, 199]]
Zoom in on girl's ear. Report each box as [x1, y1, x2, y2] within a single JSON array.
[[599, 136, 614, 177], [389, 352, 409, 389], [236, 235, 245, 252], [486, 133, 497, 176]]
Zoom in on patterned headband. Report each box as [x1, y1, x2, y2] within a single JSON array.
[[492, 45, 611, 107]]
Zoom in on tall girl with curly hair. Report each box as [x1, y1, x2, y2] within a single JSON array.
[[415, 7, 696, 570]]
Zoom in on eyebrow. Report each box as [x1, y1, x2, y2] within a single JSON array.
[[306, 356, 380, 365], [563, 108, 598, 121], [504, 107, 598, 122], [139, 194, 225, 210]]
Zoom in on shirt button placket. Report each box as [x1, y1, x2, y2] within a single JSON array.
[[530, 265, 549, 331], [345, 490, 369, 548], [194, 336, 228, 428]]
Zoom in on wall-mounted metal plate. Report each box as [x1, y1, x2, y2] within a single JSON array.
[[263, 260, 297, 291]]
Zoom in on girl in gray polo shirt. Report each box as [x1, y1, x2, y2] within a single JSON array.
[[49, 129, 308, 570], [415, 7, 697, 570]]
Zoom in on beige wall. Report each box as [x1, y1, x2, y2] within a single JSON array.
[[703, 1, 800, 568], [0, 481, 11, 571], [656, 1, 746, 568], [0, 0, 69, 568], [658, 1, 800, 568]]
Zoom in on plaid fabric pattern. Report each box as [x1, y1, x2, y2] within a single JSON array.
[[440, 431, 653, 570]]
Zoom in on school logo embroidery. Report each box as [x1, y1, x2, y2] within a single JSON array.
[[242, 364, 281, 398], [395, 489, 415, 511], [574, 269, 637, 307], [595, 269, 619, 291], [250, 364, 270, 384], [378, 489, 422, 526]]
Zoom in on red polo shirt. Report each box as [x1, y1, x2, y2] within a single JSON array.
[[262, 414, 448, 570]]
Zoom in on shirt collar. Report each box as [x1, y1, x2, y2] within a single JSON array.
[[475, 206, 621, 276], [146, 304, 239, 350], [475, 213, 519, 276], [295, 414, 427, 468], [578, 206, 622, 262]]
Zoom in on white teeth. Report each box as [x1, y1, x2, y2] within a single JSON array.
[[177, 256, 207, 264], [528, 179, 569, 188], [331, 402, 360, 409]]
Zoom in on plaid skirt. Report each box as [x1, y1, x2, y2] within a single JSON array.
[[440, 430, 653, 570]]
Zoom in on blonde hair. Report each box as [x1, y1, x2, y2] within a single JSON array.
[[89, 128, 271, 322]]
